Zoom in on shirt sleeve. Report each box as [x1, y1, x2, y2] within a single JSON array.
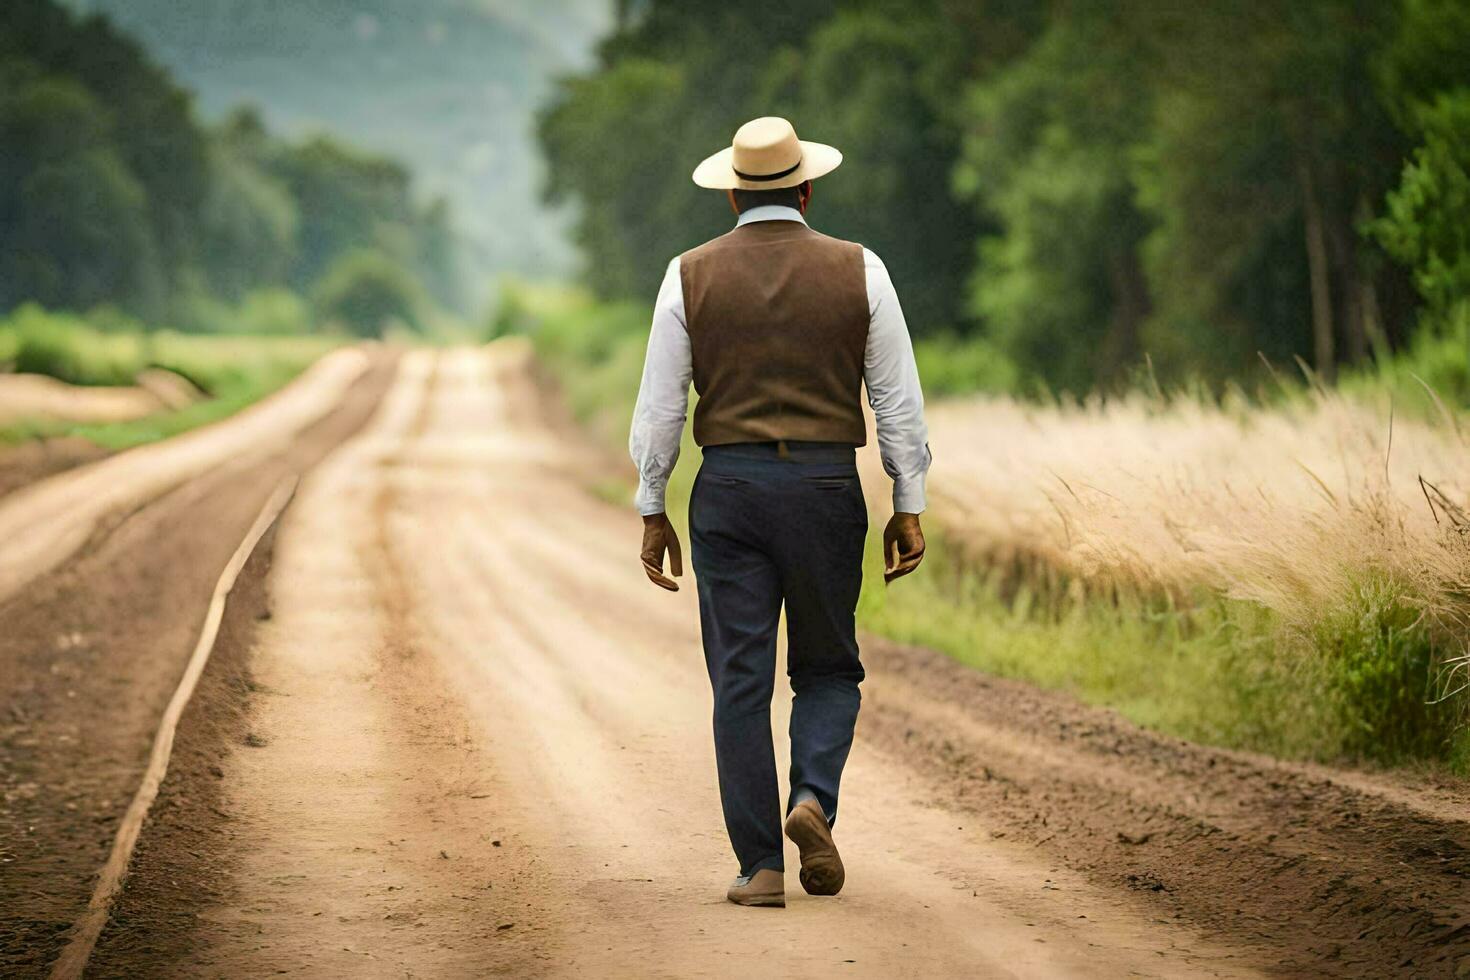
[[628, 257, 692, 516], [862, 248, 932, 514]]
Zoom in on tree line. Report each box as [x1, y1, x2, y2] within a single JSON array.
[[0, 0, 461, 337], [538, 0, 1470, 394]]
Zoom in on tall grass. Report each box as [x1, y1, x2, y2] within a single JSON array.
[[919, 385, 1470, 767]]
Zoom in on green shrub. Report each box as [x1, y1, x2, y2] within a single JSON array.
[[171, 287, 315, 337], [0, 303, 342, 449], [1313, 576, 1463, 762], [1340, 300, 1470, 417], [5, 304, 145, 386]]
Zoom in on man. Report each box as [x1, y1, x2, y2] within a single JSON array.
[[629, 116, 930, 908]]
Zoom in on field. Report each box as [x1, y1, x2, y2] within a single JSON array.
[[508, 283, 1470, 773]]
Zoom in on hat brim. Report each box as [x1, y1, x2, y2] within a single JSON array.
[[691, 140, 842, 190]]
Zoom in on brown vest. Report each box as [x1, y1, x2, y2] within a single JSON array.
[[680, 220, 869, 447]]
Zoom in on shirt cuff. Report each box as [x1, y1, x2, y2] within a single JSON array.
[[635, 478, 667, 516], [892, 475, 926, 515]]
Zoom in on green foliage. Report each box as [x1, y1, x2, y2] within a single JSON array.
[[1312, 576, 1462, 761], [0, 1, 463, 325], [84, 0, 610, 285], [912, 332, 1017, 398], [0, 303, 341, 448], [1375, 0, 1470, 126], [235, 289, 314, 337], [536, 0, 1009, 335], [0, 303, 338, 391], [1370, 91, 1470, 316], [0, 0, 206, 317], [495, 281, 650, 442], [485, 279, 594, 342], [540, 0, 1470, 398], [313, 250, 424, 338], [1347, 302, 1470, 411], [860, 527, 1467, 770], [4, 305, 146, 386], [171, 287, 317, 337], [777, 7, 983, 332], [199, 140, 299, 300], [858, 536, 1334, 759], [539, 58, 700, 297], [955, 7, 1155, 393], [0, 67, 161, 314]]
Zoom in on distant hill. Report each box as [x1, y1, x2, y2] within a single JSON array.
[[73, 0, 611, 297]]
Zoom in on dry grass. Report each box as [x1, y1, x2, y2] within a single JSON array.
[[923, 387, 1470, 715]]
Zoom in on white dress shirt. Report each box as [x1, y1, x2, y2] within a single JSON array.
[[629, 205, 931, 516]]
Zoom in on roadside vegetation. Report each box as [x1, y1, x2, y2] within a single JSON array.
[[499, 282, 1470, 774], [0, 305, 343, 449]]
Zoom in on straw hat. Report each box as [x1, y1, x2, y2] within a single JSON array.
[[692, 117, 842, 190]]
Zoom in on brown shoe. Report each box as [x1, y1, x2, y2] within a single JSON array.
[[726, 868, 785, 907], [784, 798, 844, 896]]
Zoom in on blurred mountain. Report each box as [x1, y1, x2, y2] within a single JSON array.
[[72, 0, 612, 295]]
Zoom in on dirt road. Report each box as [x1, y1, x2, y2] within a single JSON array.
[[5, 345, 1468, 977]]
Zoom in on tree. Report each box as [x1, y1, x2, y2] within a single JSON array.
[[0, 0, 464, 327], [1135, 1, 1413, 381], [783, 8, 981, 334], [199, 143, 299, 301], [954, 4, 1155, 391], [0, 68, 160, 312], [1371, 91, 1470, 318], [1, 0, 210, 302], [313, 249, 424, 337]]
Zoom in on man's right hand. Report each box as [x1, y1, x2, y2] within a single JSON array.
[[640, 512, 683, 591]]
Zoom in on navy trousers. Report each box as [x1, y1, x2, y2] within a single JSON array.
[[690, 441, 867, 876]]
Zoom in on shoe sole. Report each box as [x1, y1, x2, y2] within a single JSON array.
[[784, 803, 844, 896], [727, 892, 786, 908]]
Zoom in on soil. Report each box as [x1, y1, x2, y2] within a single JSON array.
[[0, 438, 109, 500], [861, 640, 1470, 977], [3, 344, 1467, 978]]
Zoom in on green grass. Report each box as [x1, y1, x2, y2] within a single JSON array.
[[858, 533, 1470, 768], [0, 304, 342, 449], [507, 282, 1470, 773]]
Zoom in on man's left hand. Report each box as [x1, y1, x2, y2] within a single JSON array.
[[883, 512, 925, 584]]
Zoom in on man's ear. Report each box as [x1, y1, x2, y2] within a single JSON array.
[[798, 180, 813, 214], [727, 189, 739, 215]]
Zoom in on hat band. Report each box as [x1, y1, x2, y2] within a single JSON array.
[[733, 157, 802, 182]]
